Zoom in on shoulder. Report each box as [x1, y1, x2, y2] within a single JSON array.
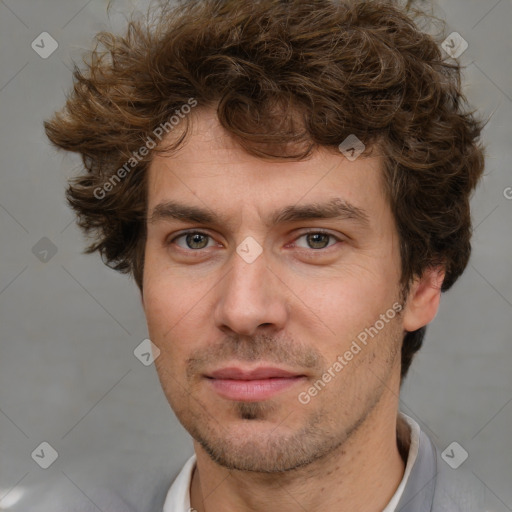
[[396, 421, 489, 512], [430, 441, 487, 512]]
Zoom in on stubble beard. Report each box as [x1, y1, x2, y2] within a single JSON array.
[[177, 380, 387, 473]]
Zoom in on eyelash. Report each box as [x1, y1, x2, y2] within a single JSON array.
[[166, 229, 342, 252]]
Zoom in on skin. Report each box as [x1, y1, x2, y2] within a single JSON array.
[[141, 108, 444, 512]]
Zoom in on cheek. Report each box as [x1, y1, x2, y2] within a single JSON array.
[[143, 282, 190, 344], [142, 283, 189, 388], [288, 276, 401, 377], [294, 267, 396, 335], [143, 247, 188, 326], [142, 261, 209, 365]]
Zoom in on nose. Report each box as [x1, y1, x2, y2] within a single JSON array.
[[213, 245, 289, 337]]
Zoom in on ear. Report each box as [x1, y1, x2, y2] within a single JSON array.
[[402, 266, 445, 332]]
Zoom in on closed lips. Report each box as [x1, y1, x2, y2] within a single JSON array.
[[206, 367, 305, 380]]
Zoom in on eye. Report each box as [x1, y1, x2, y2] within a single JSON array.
[[293, 230, 341, 250], [169, 231, 216, 250]]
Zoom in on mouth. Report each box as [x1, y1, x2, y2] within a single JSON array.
[[204, 366, 307, 402]]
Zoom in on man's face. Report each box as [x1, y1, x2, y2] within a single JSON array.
[[142, 108, 405, 472]]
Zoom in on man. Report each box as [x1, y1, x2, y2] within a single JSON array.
[[45, 0, 488, 510]]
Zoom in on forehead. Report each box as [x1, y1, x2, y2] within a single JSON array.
[[146, 108, 388, 223]]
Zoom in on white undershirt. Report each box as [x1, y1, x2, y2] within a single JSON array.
[[162, 412, 421, 512]]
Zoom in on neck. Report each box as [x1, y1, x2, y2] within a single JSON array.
[[190, 397, 408, 512]]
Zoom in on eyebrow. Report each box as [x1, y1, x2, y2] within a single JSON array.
[[148, 197, 370, 228]]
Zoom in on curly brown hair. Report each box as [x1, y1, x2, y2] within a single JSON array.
[[44, 0, 486, 382]]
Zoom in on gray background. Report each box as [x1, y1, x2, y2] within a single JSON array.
[[0, 0, 511, 510]]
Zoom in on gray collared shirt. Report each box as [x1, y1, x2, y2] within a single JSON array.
[[396, 426, 486, 511]]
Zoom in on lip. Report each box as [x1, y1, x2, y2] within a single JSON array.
[[205, 366, 306, 401], [207, 366, 302, 380]]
